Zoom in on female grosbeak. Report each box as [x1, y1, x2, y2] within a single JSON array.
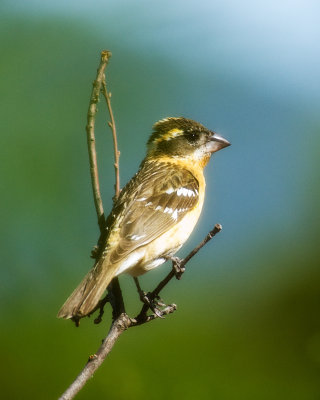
[[58, 117, 230, 319]]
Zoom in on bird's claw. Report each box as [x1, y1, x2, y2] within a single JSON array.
[[141, 292, 165, 318], [139, 290, 149, 305]]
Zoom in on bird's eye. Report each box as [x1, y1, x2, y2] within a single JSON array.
[[187, 131, 200, 143]]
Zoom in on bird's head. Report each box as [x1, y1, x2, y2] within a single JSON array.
[[146, 117, 230, 166]]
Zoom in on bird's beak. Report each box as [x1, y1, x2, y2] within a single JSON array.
[[207, 131, 231, 153]]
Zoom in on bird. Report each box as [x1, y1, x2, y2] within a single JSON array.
[[57, 117, 230, 320]]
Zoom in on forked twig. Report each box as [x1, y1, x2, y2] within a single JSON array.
[[85, 49, 123, 324], [85, 50, 112, 234], [59, 50, 223, 400], [58, 307, 177, 400]]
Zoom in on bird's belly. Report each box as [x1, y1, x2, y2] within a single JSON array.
[[121, 196, 204, 277]]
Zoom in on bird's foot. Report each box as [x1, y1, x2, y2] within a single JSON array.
[[133, 277, 165, 318], [141, 292, 165, 318]]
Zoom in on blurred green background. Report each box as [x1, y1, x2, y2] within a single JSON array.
[[1, 1, 320, 399]]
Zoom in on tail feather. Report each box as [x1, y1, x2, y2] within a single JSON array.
[[57, 258, 118, 319]]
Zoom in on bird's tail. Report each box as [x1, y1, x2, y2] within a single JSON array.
[[57, 257, 118, 320]]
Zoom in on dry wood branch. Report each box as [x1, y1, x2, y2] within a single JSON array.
[[85, 50, 124, 329], [101, 79, 120, 198], [135, 223, 222, 321], [59, 220, 221, 399], [59, 302, 178, 400], [59, 51, 224, 400], [59, 314, 131, 400], [86, 50, 112, 233]]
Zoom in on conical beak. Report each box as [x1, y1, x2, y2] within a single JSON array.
[[208, 131, 231, 153]]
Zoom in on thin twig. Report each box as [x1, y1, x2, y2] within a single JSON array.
[[96, 53, 122, 322], [59, 305, 177, 400], [85, 50, 124, 323], [60, 223, 222, 399], [59, 51, 225, 400], [59, 222, 221, 398], [59, 314, 131, 400], [86, 50, 112, 234], [182, 223, 222, 265], [101, 78, 120, 198], [86, 293, 110, 324], [108, 275, 125, 320], [135, 224, 222, 320]]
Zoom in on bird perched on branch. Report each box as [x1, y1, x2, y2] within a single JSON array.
[[58, 117, 230, 320]]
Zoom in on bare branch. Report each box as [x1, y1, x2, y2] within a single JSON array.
[[101, 79, 120, 199], [86, 50, 112, 234], [60, 222, 222, 398], [181, 223, 222, 266], [59, 306, 177, 400], [58, 314, 131, 400], [108, 275, 125, 320], [85, 51, 124, 329], [59, 51, 225, 400], [135, 224, 222, 320]]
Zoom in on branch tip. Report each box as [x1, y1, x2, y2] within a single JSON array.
[[101, 50, 112, 61]]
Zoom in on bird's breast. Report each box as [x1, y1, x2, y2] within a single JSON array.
[[124, 176, 206, 277]]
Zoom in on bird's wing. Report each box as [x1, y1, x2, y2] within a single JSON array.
[[107, 161, 199, 264]]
